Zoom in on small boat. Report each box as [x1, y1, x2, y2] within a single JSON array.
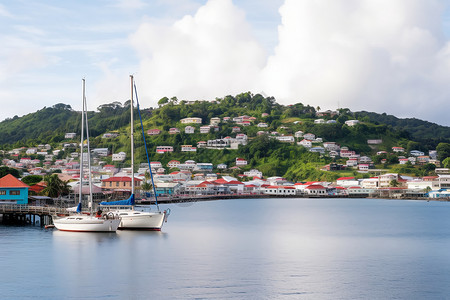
[[53, 79, 120, 232], [100, 75, 169, 230]]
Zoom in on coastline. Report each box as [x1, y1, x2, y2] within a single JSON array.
[[138, 194, 450, 204]]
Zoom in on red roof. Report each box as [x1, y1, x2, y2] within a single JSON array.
[[214, 178, 228, 184], [0, 174, 30, 188], [225, 180, 244, 185], [101, 176, 142, 182], [305, 184, 325, 189], [337, 177, 355, 181]]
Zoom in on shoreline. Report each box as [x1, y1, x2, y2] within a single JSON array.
[[137, 194, 450, 204]]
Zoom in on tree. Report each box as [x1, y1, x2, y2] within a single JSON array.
[[0, 166, 20, 178], [41, 174, 70, 198], [158, 97, 169, 107], [437, 143, 450, 161], [22, 175, 43, 186]]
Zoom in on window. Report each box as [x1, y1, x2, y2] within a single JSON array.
[[0, 190, 6, 195], [116, 182, 119, 187], [9, 190, 20, 195]]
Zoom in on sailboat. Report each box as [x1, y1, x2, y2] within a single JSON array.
[[100, 75, 169, 230], [53, 79, 120, 232]]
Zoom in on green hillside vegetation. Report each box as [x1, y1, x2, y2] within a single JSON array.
[[1, 92, 450, 181]]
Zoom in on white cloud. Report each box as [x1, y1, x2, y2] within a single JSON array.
[[129, 0, 266, 105], [128, 0, 450, 125], [260, 0, 450, 124]]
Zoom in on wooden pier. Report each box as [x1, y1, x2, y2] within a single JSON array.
[[0, 204, 67, 226]]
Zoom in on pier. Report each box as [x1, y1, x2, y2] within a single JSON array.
[[0, 204, 67, 226]]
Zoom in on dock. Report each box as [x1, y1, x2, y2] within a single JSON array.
[[0, 204, 67, 226]]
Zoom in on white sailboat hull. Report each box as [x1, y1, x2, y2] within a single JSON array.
[[53, 216, 120, 232], [115, 210, 166, 230]]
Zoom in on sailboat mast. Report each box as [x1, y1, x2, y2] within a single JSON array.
[[84, 88, 94, 214], [130, 75, 135, 196], [79, 79, 85, 206]]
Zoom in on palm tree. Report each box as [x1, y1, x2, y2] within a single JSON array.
[[140, 171, 153, 195], [41, 174, 70, 198]]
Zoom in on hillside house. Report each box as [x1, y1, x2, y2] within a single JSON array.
[[65, 133, 76, 139], [185, 126, 195, 134], [156, 146, 174, 154], [147, 129, 161, 135], [210, 117, 221, 125], [169, 128, 180, 134], [345, 120, 360, 126], [180, 117, 202, 124]]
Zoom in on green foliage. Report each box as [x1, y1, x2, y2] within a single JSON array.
[[41, 174, 70, 198], [21, 175, 43, 185], [0, 166, 20, 178]]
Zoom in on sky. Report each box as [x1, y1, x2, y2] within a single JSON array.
[[1, 0, 450, 126]]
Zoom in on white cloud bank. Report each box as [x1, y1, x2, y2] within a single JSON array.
[[131, 0, 450, 125]]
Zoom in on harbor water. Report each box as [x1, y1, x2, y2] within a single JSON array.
[[1, 198, 450, 299]]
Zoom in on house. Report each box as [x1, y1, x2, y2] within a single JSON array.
[[314, 119, 325, 124], [200, 126, 211, 134], [101, 176, 142, 191], [180, 117, 202, 124], [336, 177, 359, 187], [298, 139, 312, 148], [207, 139, 230, 148], [147, 129, 161, 136], [217, 163, 227, 169], [112, 152, 126, 161], [345, 120, 360, 126], [102, 132, 119, 138], [257, 123, 268, 128], [263, 185, 296, 196], [197, 141, 207, 148], [243, 169, 263, 178], [65, 132, 76, 139], [181, 145, 197, 152], [167, 160, 180, 168], [392, 147, 405, 153], [210, 117, 221, 125], [185, 126, 195, 134], [232, 126, 241, 133], [0, 174, 30, 204], [92, 148, 109, 157], [156, 146, 174, 154], [236, 158, 248, 166], [294, 131, 304, 138], [169, 128, 180, 134], [304, 184, 327, 195], [276, 136, 295, 143], [367, 139, 382, 145], [410, 150, 425, 156], [303, 133, 315, 140]]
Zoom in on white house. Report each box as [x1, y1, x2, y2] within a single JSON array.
[[257, 123, 268, 128], [200, 126, 211, 134], [210, 117, 221, 125], [298, 139, 312, 148], [112, 152, 126, 161], [185, 126, 195, 134], [181, 145, 197, 152], [236, 158, 248, 166], [180, 117, 202, 124], [303, 133, 316, 140], [65, 132, 76, 139], [345, 120, 360, 126], [243, 169, 263, 178], [276, 136, 295, 143], [294, 131, 304, 138]]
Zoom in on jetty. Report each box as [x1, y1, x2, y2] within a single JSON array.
[[0, 204, 67, 226]]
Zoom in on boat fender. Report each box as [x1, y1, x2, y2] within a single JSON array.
[[107, 212, 115, 219]]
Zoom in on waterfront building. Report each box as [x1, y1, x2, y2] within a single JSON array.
[[0, 174, 30, 205]]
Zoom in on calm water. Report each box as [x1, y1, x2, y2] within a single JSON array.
[[1, 198, 450, 299]]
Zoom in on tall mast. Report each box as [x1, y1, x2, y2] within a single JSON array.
[[130, 75, 135, 195], [84, 85, 94, 214], [79, 79, 85, 206]]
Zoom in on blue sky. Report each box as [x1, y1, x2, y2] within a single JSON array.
[[1, 0, 450, 126]]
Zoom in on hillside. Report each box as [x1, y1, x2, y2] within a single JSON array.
[[1, 93, 450, 181]]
